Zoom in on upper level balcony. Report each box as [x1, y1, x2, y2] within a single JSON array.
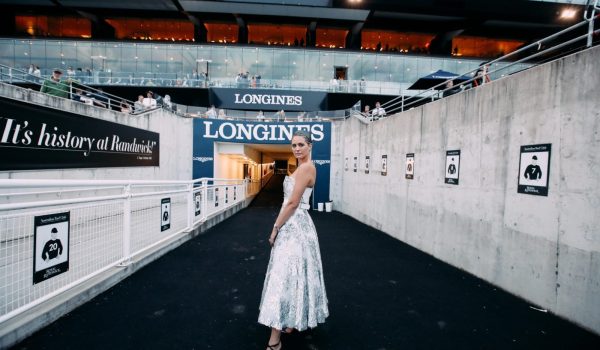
[[0, 39, 529, 97]]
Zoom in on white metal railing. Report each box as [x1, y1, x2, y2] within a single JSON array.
[[380, 12, 600, 115], [0, 177, 261, 324], [0, 63, 161, 116]]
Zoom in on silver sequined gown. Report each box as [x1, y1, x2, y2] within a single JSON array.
[[258, 176, 329, 331]]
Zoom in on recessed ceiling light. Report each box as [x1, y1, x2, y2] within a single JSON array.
[[560, 8, 577, 20]]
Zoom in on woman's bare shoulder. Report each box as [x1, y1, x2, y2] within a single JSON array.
[[297, 162, 316, 174]]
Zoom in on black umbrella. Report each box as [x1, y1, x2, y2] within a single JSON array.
[[408, 69, 469, 90]]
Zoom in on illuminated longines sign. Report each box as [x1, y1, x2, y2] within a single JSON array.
[[202, 121, 324, 142], [234, 94, 302, 106], [193, 119, 331, 205], [210, 88, 327, 111]]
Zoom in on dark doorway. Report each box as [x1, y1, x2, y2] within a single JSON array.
[[243, 164, 249, 179], [334, 66, 347, 80], [274, 160, 288, 174]]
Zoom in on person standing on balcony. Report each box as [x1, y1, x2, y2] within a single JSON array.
[[206, 105, 217, 119], [40, 69, 70, 98], [359, 78, 366, 93], [472, 62, 491, 87], [134, 95, 144, 112], [372, 101, 386, 119], [363, 104, 371, 119], [32, 65, 41, 82], [142, 91, 157, 109]]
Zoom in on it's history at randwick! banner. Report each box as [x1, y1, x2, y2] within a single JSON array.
[[0, 96, 159, 171]]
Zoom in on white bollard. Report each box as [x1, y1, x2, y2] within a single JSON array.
[[317, 203, 324, 211], [325, 202, 332, 212]]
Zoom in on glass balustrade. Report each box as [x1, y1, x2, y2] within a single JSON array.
[[0, 38, 530, 96]]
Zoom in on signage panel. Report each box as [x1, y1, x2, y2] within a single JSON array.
[[0, 96, 159, 171], [209, 88, 327, 111], [518, 143, 551, 196], [33, 212, 70, 284], [193, 119, 331, 205], [445, 150, 460, 185]]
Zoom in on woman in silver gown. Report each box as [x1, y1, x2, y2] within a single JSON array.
[[258, 130, 329, 350]]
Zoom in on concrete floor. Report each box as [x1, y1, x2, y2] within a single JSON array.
[[14, 175, 600, 349]]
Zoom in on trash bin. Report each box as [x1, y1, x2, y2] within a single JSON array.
[[317, 203, 324, 212], [325, 202, 332, 212]]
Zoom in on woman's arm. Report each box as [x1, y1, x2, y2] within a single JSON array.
[[268, 164, 315, 246]]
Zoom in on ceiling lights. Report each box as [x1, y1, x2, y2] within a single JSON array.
[[559, 8, 577, 20]]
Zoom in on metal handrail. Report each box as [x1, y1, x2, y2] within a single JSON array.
[[0, 176, 265, 327], [381, 14, 599, 115], [0, 64, 161, 116]]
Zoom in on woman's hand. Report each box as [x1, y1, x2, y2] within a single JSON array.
[[268, 227, 278, 246]]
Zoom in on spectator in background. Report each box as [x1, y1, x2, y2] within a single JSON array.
[[72, 87, 92, 105], [256, 110, 265, 121], [134, 95, 144, 112], [275, 109, 285, 122], [218, 109, 227, 119], [206, 105, 217, 119], [163, 94, 173, 111], [442, 80, 461, 98], [192, 69, 199, 87], [33, 66, 41, 82], [66, 66, 75, 77], [372, 101, 386, 119], [472, 62, 491, 87], [359, 78, 366, 93], [71, 88, 84, 103], [142, 91, 157, 109], [40, 69, 69, 98], [120, 100, 132, 113], [330, 77, 338, 92], [363, 104, 371, 117], [201, 71, 208, 87], [27, 64, 34, 75], [92, 88, 108, 108], [153, 92, 164, 106]]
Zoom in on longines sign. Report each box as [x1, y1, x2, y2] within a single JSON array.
[[235, 93, 302, 106], [201, 121, 325, 142], [209, 88, 327, 111], [193, 119, 331, 205], [0, 96, 159, 171]]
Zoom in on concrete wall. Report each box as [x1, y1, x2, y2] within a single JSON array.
[[0, 84, 192, 180], [330, 46, 600, 334]]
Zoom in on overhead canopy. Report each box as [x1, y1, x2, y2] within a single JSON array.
[[408, 69, 469, 90]]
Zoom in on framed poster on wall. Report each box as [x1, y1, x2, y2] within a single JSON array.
[[445, 150, 460, 185], [406, 153, 414, 179], [518, 143, 551, 196]]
